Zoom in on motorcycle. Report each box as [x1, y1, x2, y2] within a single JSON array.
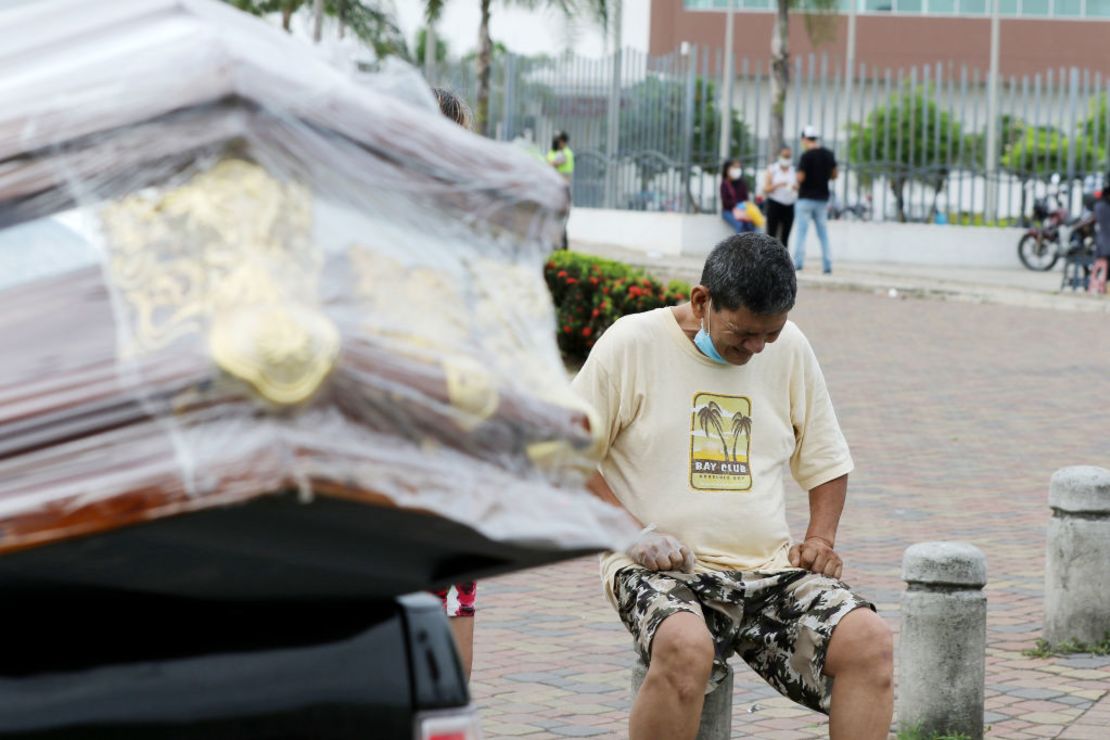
[[1018, 175, 1102, 271], [1018, 188, 1071, 271]]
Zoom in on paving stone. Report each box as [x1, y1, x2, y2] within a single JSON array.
[[1006, 687, 1067, 700], [547, 725, 613, 737]]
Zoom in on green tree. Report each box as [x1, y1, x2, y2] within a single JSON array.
[[426, 0, 609, 136], [1080, 94, 1108, 147], [964, 114, 1024, 169], [847, 86, 963, 222], [415, 27, 448, 65], [617, 75, 753, 204], [996, 96, 1105, 220], [223, 0, 407, 58]]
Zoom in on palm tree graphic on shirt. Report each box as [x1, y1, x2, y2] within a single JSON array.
[[730, 411, 753, 462], [696, 401, 730, 459]]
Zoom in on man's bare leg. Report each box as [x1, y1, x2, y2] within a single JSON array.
[[448, 617, 474, 681], [823, 608, 894, 740], [629, 612, 714, 740]]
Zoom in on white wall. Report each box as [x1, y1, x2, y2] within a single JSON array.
[[567, 208, 1024, 268]]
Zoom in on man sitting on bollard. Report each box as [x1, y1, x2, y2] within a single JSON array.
[[573, 233, 893, 740]]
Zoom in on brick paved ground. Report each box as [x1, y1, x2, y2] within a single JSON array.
[[470, 287, 1110, 739]]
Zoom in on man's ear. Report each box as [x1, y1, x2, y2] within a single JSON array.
[[690, 285, 711, 320]]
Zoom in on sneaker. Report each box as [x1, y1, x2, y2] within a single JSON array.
[[823, 268, 832, 275]]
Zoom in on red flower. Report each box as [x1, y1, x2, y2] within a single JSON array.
[[557, 270, 567, 278], [566, 277, 578, 285], [642, 279, 652, 287], [603, 288, 610, 295], [581, 327, 593, 337], [628, 286, 642, 297], [591, 308, 600, 318], [562, 325, 572, 334], [589, 277, 599, 286], [546, 262, 555, 270], [600, 302, 608, 310]]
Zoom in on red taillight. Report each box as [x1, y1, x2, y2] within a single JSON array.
[[415, 706, 482, 740]]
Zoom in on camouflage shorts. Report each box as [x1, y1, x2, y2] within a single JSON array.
[[614, 566, 874, 715]]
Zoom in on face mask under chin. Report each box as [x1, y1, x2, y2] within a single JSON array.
[[694, 302, 728, 365]]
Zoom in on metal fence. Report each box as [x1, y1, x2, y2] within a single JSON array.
[[429, 48, 1110, 225]]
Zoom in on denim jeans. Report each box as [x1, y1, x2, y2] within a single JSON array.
[[793, 198, 831, 272], [722, 209, 756, 234]]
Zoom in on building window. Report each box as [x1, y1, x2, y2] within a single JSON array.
[[683, 0, 1109, 15]]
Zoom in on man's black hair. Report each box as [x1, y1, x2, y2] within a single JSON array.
[[700, 233, 797, 315], [432, 87, 473, 130], [556, 131, 570, 144]]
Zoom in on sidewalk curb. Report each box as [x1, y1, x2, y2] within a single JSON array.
[[571, 241, 1110, 315]]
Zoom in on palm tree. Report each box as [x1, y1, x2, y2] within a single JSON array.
[[425, 0, 609, 136], [224, 1, 408, 58], [696, 401, 730, 460], [769, 0, 838, 155], [729, 411, 752, 462]]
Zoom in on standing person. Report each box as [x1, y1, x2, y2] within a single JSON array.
[[430, 86, 478, 680], [720, 159, 755, 234], [547, 131, 574, 249], [547, 131, 575, 181], [763, 146, 798, 248], [572, 233, 892, 740], [1091, 178, 1110, 295], [793, 126, 837, 274]]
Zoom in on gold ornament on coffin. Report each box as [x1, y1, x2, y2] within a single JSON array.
[[209, 304, 340, 406], [99, 159, 339, 405]]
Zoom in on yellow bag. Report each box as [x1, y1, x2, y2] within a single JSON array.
[[745, 201, 766, 230]]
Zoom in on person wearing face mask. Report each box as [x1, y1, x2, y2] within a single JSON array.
[[763, 147, 798, 248], [572, 233, 891, 740], [720, 159, 755, 234]]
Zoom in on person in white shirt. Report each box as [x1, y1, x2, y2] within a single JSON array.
[[763, 146, 799, 248]]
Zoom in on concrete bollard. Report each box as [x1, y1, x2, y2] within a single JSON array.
[[897, 542, 987, 740], [1045, 466, 1110, 646], [631, 656, 732, 740]]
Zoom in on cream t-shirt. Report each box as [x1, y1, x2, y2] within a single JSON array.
[[571, 307, 853, 604]]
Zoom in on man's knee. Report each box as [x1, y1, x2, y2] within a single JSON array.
[[648, 613, 714, 700], [826, 609, 893, 683]]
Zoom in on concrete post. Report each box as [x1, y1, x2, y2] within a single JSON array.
[[898, 542, 987, 740], [631, 657, 732, 740], [1045, 466, 1110, 645]]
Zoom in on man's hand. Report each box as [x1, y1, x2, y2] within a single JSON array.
[[628, 528, 696, 573], [788, 537, 843, 580]]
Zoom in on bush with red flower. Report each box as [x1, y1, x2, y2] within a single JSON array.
[[544, 251, 691, 361]]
